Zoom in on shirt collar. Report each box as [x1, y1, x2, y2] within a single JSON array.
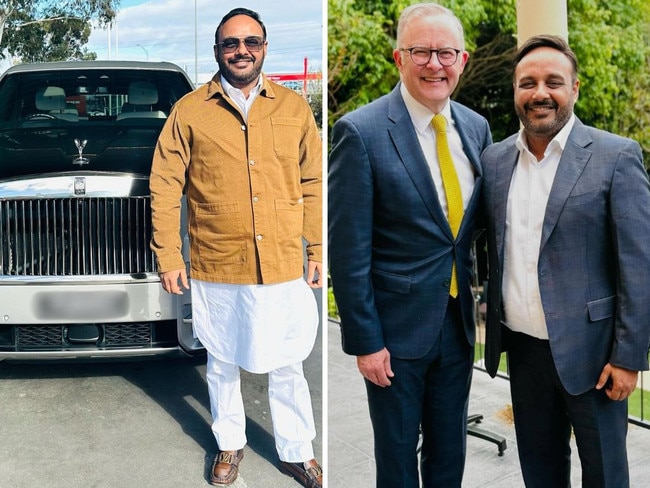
[[399, 82, 452, 135], [205, 72, 272, 101], [516, 114, 576, 156], [220, 74, 263, 100]]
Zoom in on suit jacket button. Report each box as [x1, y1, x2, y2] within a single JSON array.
[[443, 279, 451, 288]]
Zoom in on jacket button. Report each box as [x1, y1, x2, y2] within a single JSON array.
[[443, 279, 450, 288], [256, 235, 263, 240], [249, 160, 255, 166], [253, 196, 259, 203]]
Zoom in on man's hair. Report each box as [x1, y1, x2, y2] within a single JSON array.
[[396, 3, 465, 49], [214, 7, 267, 44], [514, 34, 579, 79]]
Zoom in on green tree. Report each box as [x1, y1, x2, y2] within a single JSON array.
[[328, 0, 397, 122], [328, 0, 650, 161], [569, 0, 650, 158], [0, 0, 118, 62]]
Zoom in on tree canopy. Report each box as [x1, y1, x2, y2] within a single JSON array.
[[0, 0, 119, 62], [328, 0, 650, 161]]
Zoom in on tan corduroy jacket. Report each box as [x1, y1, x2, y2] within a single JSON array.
[[149, 73, 322, 285]]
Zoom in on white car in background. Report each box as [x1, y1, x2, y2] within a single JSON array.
[[0, 60, 201, 360]]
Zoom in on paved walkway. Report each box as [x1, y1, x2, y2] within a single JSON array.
[[328, 320, 650, 487]]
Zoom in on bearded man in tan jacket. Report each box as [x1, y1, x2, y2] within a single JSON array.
[[149, 7, 323, 488]]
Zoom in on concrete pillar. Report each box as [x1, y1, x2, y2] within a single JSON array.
[[516, 0, 568, 46]]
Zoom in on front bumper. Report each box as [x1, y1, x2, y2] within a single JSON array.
[[0, 276, 201, 359]]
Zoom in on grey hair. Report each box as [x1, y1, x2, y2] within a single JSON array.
[[396, 3, 465, 49]]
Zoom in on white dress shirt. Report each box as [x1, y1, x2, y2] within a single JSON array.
[[221, 74, 263, 119], [503, 115, 576, 339], [400, 84, 476, 217]]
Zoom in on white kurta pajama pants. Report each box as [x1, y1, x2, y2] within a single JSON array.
[[191, 277, 319, 462]]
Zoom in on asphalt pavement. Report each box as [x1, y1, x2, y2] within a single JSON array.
[[0, 323, 322, 488]]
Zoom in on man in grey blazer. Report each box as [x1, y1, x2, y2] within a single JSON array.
[[329, 3, 491, 487], [483, 34, 650, 487]]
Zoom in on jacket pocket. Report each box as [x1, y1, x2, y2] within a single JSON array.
[[372, 270, 411, 294], [194, 202, 246, 264], [587, 295, 615, 322], [276, 198, 303, 261], [271, 117, 301, 160], [564, 188, 600, 208]]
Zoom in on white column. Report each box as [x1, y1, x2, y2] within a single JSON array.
[[516, 0, 568, 45]]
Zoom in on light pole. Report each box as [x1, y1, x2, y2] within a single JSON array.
[[137, 44, 149, 61], [194, 0, 198, 84]]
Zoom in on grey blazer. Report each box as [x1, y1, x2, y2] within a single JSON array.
[[483, 117, 650, 394]]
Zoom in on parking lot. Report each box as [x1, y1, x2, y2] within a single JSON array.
[[0, 326, 322, 488]]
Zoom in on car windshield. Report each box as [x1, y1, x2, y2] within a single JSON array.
[[0, 67, 190, 124], [0, 66, 193, 177]]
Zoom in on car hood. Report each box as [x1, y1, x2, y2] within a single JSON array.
[[0, 122, 164, 179]]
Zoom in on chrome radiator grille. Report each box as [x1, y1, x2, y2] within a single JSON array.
[[0, 197, 156, 276]]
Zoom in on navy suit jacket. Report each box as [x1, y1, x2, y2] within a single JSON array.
[[329, 84, 492, 359], [483, 118, 650, 394]]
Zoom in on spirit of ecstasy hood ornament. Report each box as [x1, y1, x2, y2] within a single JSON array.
[[73, 138, 89, 165]]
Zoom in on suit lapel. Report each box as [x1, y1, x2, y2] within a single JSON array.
[[451, 104, 483, 177], [494, 142, 518, 261], [540, 121, 593, 251], [387, 86, 452, 238], [451, 103, 483, 238]]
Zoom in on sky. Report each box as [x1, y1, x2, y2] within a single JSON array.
[[86, 0, 324, 84]]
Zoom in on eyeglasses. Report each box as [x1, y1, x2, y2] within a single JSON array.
[[399, 47, 461, 67], [217, 36, 266, 54]]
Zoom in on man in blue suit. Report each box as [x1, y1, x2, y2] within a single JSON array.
[[483, 34, 650, 487], [329, 3, 491, 486]]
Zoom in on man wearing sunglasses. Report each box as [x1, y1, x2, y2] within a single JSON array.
[[149, 7, 323, 488]]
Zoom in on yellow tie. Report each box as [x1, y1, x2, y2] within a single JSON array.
[[432, 114, 463, 297]]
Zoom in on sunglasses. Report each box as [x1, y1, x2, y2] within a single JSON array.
[[217, 36, 266, 54]]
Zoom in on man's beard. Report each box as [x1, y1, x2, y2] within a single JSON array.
[[218, 53, 264, 87], [516, 98, 574, 139]]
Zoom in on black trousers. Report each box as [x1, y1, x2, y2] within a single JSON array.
[[365, 298, 473, 488], [506, 329, 629, 488]]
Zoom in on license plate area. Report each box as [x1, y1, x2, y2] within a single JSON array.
[[34, 290, 129, 321]]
